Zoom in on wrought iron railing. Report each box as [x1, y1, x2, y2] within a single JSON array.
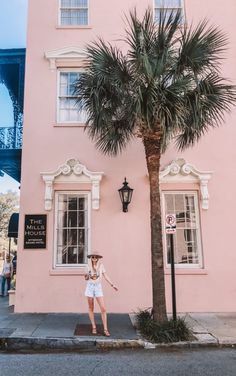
[[0, 114, 23, 149], [0, 125, 23, 149]]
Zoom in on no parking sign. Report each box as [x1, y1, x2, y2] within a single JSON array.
[[165, 214, 176, 234]]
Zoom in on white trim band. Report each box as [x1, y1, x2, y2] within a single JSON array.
[[41, 158, 104, 211], [160, 159, 213, 210]]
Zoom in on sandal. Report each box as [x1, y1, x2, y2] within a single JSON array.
[[104, 329, 110, 337], [92, 327, 97, 335]]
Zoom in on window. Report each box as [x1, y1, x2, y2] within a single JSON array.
[[55, 192, 90, 266], [163, 192, 202, 267], [154, 0, 184, 23], [60, 0, 88, 26], [58, 71, 86, 123]]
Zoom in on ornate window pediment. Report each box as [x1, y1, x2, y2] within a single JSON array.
[[41, 158, 104, 211], [45, 47, 88, 70], [160, 159, 213, 210]]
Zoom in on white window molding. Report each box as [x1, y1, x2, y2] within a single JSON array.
[[160, 159, 212, 210], [57, 70, 86, 123], [59, 0, 89, 27], [54, 191, 91, 268], [153, 0, 185, 23], [41, 158, 104, 211], [162, 191, 203, 268], [45, 46, 87, 70]]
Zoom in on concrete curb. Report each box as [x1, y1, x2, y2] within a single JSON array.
[[1, 337, 96, 352], [0, 336, 144, 352], [0, 335, 235, 352]]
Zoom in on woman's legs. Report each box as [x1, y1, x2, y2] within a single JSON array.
[[6, 277, 11, 294], [87, 297, 96, 330], [96, 296, 109, 333], [1, 276, 6, 296]]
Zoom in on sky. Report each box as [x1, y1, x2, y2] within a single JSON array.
[[0, 0, 28, 193]]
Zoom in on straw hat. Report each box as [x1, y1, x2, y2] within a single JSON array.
[[87, 251, 103, 259]]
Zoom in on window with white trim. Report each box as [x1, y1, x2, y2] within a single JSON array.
[[58, 71, 86, 123], [154, 0, 184, 23], [163, 192, 202, 267], [60, 0, 88, 26], [55, 192, 90, 266]]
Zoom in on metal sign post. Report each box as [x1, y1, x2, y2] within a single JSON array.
[[165, 214, 177, 321]]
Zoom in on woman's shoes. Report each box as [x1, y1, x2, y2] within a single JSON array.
[[91, 327, 110, 336], [103, 329, 110, 337]]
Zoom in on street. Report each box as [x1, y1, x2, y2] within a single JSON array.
[[0, 348, 236, 376]]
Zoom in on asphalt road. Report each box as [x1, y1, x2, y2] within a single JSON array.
[[0, 348, 236, 376]]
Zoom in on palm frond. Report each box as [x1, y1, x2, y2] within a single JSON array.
[[175, 19, 228, 75], [74, 42, 137, 155], [176, 73, 236, 149], [126, 9, 181, 79], [73, 8, 236, 156]]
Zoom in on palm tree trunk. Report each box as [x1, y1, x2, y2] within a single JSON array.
[[143, 135, 167, 323]]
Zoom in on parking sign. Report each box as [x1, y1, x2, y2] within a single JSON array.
[[165, 214, 176, 234]]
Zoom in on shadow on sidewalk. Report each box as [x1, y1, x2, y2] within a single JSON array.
[[0, 297, 138, 340]]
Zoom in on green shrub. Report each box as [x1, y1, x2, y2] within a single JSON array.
[[136, 309, 194, 343]]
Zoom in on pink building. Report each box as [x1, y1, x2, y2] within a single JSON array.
[[15, 0, 236, 313]]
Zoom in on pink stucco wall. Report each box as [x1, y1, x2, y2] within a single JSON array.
[[15, 0, 236, 313]]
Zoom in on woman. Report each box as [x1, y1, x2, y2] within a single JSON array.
[[1, 255, 13, 297], [85, 252, 118, 336]]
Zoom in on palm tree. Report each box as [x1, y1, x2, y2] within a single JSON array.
[[75, 9, 236, 322]]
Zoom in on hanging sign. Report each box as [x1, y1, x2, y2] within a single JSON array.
[[165, 213, 176, 234], [24, 214, 47, 249]]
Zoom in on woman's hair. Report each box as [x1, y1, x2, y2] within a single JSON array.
[[88, 257, 101, 273]]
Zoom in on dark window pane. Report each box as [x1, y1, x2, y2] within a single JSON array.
[[68, 229, 77, 245], [78, 211, 85, 227], [62, 247, 68, 264], [68, 211, 77, 227], [78, 197, 85, 210], [68, 196, 77, 210], [68, 246, 78, 264], [78, 246, 85, 263], [78, 229, 85, 245]]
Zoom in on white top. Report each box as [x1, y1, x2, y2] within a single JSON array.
[[2, 262, 12, 276], [86, 262, 105, 284]]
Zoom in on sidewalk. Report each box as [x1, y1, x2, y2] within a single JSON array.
[[0, 296, 236, 352]]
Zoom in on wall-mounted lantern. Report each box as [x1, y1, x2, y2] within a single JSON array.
[[118, 178, 133, 212]]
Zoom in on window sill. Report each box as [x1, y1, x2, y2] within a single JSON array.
[[50, 267, 87, 276], [56, 25, 92, 29], [165, 269, 208, 275], [53, 123, 86, 127]]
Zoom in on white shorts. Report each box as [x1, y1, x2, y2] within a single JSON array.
[[85, 282, 103, 298]]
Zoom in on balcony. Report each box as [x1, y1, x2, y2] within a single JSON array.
[[0, 49, 25, 182], [0, 120, 23, 150]]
